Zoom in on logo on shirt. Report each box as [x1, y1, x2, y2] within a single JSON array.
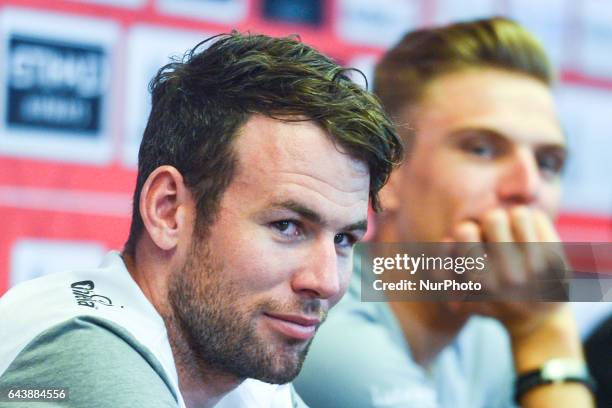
[[70, 280, 113, 308]]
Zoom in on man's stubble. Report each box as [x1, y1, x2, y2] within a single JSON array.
[[167, 237, 320, 384]]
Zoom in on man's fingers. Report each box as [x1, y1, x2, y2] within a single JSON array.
[[510, 206, 538, 243], [450, 221, 489, 294], [452, 221, 482, 243], [533, 210, 561, 243], [481, 209, 528, 287], [452, 208, 566, 300], [482, 209, 514, 242], [533, 210, 569, 293], [510, 206, 546, 280]]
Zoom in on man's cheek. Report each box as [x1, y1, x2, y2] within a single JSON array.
[[542, 187, 562, 218], [332, 265, 353, 305]]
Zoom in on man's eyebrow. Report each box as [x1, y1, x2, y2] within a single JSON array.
[[270, 200, 368, 232], [343, 219, 369, 233], [449, 127, 568, 151], [271, 200, 322, 223]]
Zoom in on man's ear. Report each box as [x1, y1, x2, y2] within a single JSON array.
[[139, 165, 193, 251], [378, 165, 403, 214]]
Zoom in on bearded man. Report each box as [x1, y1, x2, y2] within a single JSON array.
[[0, 32, 402, 408]]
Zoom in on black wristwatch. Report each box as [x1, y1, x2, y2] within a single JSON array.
[[515, 358, 596, 404]]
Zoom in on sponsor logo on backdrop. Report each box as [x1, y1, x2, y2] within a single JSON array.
[[156, 0, 248, 24], [336, 0, 418, 47], [7, 35, 105, 134], [0, 8, 118, 163]]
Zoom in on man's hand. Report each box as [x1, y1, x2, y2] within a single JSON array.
[[446, 206, 594, 407], [447, 206, 564, 337]]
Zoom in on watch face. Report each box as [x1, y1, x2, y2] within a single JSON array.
[[542, 358, 588, 381]]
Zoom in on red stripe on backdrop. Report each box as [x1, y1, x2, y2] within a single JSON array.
[[562, 70, 612, 91], [0, 206, 130, 295], [557, 213, 612, 242], [0, 158, 137, 193], [0, 0, 149, 29]]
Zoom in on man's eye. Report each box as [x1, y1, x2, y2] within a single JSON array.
[[271, 220, 301, 238], [537, 153, 564, 175], [464, 142, 496, 158], [334, 233, 355, 248]]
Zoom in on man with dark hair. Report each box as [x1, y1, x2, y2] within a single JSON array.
[[0, 32, 402, 407], [295, 18, 595, 408]]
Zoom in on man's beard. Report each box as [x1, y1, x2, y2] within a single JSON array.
[[167, 240, 322, 384]]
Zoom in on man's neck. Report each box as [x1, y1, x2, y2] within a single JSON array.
[[389, 301, 468, 368], [374, 224, 469, 368], [165, 314, 242, 408], [123, 248, 241, 408]]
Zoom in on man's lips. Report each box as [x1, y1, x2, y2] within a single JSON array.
[[263, 312, 321, 341]]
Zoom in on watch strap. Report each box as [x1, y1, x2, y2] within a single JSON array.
[[515, 359, 596, 404]]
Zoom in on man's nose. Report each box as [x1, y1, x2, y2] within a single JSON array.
[[497, 149, 541, 205], [291, 238, 341, 301]]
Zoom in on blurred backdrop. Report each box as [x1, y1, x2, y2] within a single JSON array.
[[1, 0, 611, 295]]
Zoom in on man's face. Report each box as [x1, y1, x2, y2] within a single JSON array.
[[392, 68, 566, 241], [169, 115, 370, 383]]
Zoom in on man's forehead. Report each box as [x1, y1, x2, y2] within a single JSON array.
[[234, 115, 370, 193], [414, 68, 565, 147]]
